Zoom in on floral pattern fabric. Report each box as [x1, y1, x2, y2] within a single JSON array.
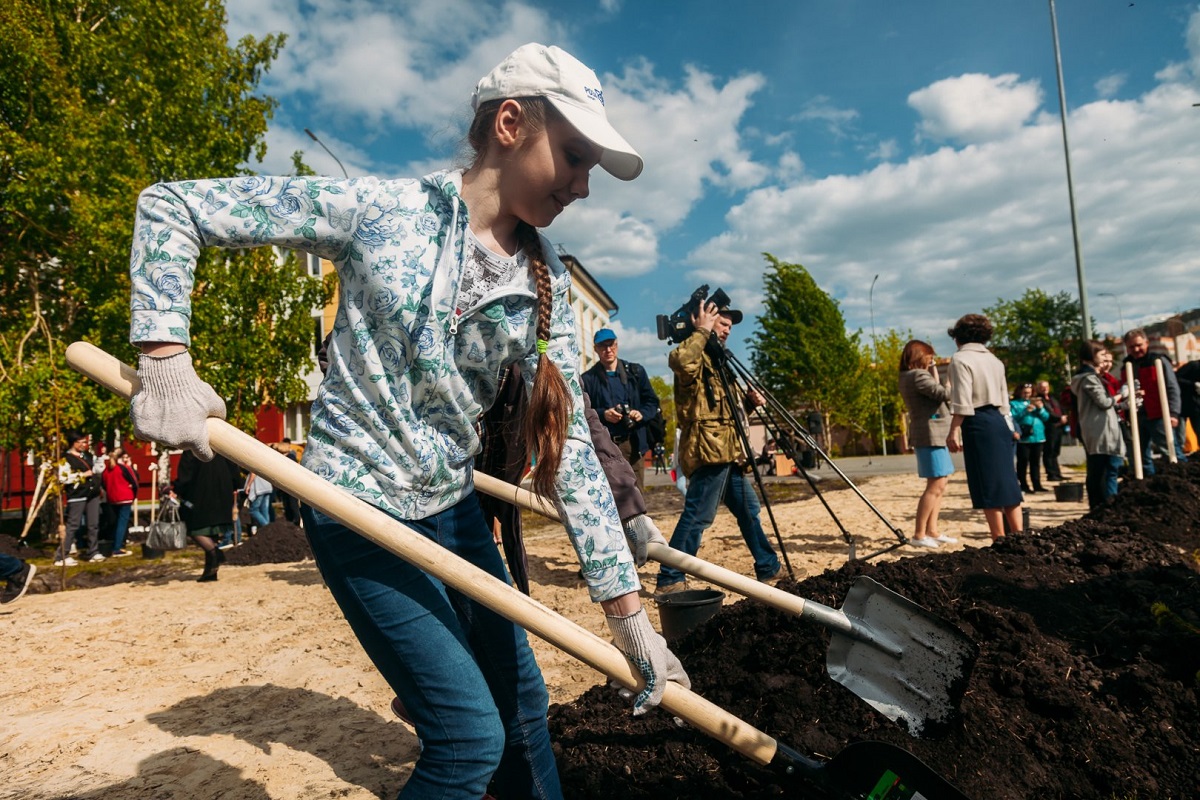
[[129, 170, 637, 602]]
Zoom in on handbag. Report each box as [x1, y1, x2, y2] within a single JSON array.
[[147, 500, 189, 551]]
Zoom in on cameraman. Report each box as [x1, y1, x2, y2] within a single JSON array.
[[655, 301, 782, 595], [582, 329, 659, 491]]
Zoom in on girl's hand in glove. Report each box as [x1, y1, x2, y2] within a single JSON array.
[[132, 351, 226, 461], [623, 514, 668, 567], [606, 607, 691, 715]]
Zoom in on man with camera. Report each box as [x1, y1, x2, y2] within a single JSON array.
[[582, 328, 660, 491], [655, 300, 782, 595]]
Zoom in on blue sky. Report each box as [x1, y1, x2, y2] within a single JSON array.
[[226, 1, 1200, 378]]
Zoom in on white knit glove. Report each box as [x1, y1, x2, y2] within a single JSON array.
[[606, 608, 691, 715], [623, 514, 668, 567], [132, 351, 226, 461]]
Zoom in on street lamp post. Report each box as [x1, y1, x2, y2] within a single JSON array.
[[1048, 0, 1092, 340], [304, 128, 349, 179], [869, 274, 887, 457], [1097, 292, 1126, 336]]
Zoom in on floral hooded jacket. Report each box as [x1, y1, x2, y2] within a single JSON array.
[[129, 170, 637, 602]]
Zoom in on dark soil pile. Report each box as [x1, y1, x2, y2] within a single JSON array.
[[549, 461, 1200, 800], [223, 520, 312, 565]]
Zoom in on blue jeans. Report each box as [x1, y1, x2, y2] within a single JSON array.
[[657, 463, 781, 587], [1085, 454, 1123, 508], [248, 494, 271, 528], [0, 552, 23, 580], [110, 504, 133, 551], [1138, 417, 1188, 475], [301, 499, 562, 800]]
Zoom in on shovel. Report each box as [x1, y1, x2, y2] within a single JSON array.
[[66, 341, 970, 799], [473, 472, 977, 738]]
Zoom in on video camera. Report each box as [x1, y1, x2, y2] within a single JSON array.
[[655, 284, 731, 344]]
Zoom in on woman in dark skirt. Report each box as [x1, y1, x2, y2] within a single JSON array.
[[944, 314, 1024, 543]]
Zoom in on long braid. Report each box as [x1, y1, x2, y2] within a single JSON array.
[[518, 221, 571, 501]]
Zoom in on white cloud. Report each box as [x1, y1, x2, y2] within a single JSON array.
[[869, 139, 900, 162], [687, 72, 1200, 351], [793, 95, 860, 139], [1094, 73, 1127, 99], [908, 73, 1043, 145]]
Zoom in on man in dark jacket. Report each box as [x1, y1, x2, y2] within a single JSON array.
[[1177, 359, 1200, 453], [581, 328, 659, 491], [56, 431, 105, 565], [1122, 329, 1187, 473]]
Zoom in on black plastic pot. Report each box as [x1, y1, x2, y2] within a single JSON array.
[[656, 589, 725, 641], [1054, 482, 1085, 502]]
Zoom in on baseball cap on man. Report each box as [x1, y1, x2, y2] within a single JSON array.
[[473, 43, 643, 181], [593, 328, 617, 345], [717, 305, 744, 325]]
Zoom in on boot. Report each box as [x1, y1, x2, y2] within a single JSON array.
[[198, 549, 219, 582]]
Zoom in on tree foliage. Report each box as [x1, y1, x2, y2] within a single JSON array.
[[748, 255, 862, 436], [0, 1, 329, 457], [849, 327, 912, 453], [650, 374, 676, 447], [984, 289, 1089, 389]]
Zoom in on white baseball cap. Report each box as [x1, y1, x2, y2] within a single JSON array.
[[472, 43, 643, 181]]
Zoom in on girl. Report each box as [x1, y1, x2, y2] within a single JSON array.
[[896, 340, 957, 548], [127, 44, 687, 799]]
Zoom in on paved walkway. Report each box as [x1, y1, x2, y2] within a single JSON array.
[[644, 444, 1087, 487]]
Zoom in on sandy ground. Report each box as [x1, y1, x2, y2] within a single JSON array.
[[0, 470, 1092, 800]]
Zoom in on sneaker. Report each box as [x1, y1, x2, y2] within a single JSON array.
[[68, 544, 78, 555], [87, 553, 106, 563], [217, 543, 234, 551], [654, 580, 688, 597], [910, 537, 940, 549], [1, 563, 36, 604], [933, 535, 958, 545], [111, 549, 133, 558], [53, 557, 78, 567]]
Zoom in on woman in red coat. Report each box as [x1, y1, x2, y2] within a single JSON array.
[[102, 446, 139, 557]]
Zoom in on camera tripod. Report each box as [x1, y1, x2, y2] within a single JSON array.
[[713, 347, 910, 562]]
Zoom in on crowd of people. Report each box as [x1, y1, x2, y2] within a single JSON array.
[[898, 317, 1194, 548], [47, 432, 302, 581]]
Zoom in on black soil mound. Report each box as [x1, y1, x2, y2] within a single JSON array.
[[223, 520, 312, 565], [549, 461, 1200, 800]]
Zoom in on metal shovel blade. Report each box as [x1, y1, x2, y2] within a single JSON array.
[[826, 576, 977, 738]]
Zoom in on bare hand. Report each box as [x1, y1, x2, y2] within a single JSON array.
[[946, 433, 961, 453], [692, 301, 721, 333], [628, 409, 643, 423]]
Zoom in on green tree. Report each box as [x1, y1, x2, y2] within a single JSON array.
[[983, 289, 1089, 389], [851, 327, 912, 453], [748, 254, 863, 444], [650, 374, 676, 447], [0, 1, 328, 457]]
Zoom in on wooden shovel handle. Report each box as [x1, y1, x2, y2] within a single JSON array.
[[472, 472, 857, 636], [65, 341, 779, 766]]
